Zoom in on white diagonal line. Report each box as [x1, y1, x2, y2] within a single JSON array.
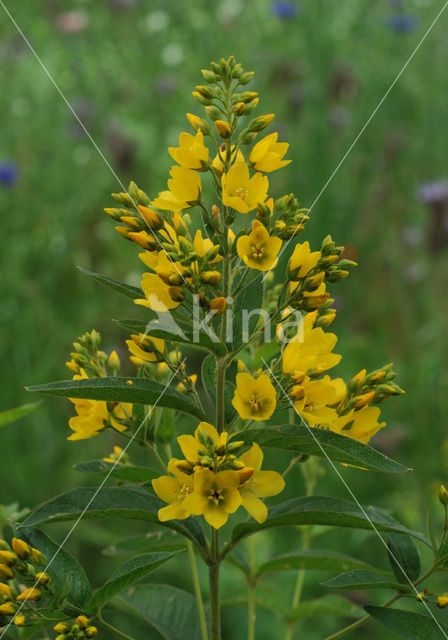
[[0, 0, 188, 286], [261, 358, 448, 638], [0, 361, 186, 639], [263, 0, 448, 282]]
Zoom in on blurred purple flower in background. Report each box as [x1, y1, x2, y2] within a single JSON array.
[[270, 1, 300, 19], [417, 180, 448, 252], [385, 13, 419, 33], [0, 162, 19, 187]]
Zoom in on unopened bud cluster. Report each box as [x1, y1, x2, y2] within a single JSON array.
[[0, 537, 53, 628], [53, 615, 98, 639]]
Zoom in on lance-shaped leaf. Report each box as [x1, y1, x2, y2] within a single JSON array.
[[288, 595, 361, 622], [227, 496, 428, 554], [20, 485, 207, 553], [255, 550, 381, 578], [20, 528, 92, 608], [232, 274, 264, 348], [78, 267, 143, 300], [233, 424, 409, 473], [86, 551, 182, 613], [115, 318, 227, 356], [25, 377, 206, 421], [116, 584, 207, 640], [74, 460, 160, 483], [387, 532, 421, 584], [364, 606, 448, 640], [322, 570, 410, 592], [103, 531, 185, 556], [0, 402, 41, 428]]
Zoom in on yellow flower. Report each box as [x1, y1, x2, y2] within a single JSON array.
[[211, 145, 245, 174], [178, 422, 227, 465], [14, 614, 25, 626], [282, 311, 341, 376], [134, 273, 183, 311], [249, 132, 291, 172], [68, 397, 109, 441], [293, 376, 340, 427], [11, 538, 30, 560], [152, 459, 194, 521], [289, 241, 321, 278], [182, 469, 242, 529], [238, 443, 285, 523], [232, 373, 277, 421], [17, 587, 42, 602], [236, 220, 282, 271], [332, 406, 385, 444], [126, 333, 165, 362], [193, 230, 222, 263], [221, 162, 268, 214], [109, 402, 133, 433], [152, 166, 201, 211], [168, 131, 209, 169]]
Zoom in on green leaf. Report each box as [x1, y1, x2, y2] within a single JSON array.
[[20, 485, 207, 552], [103, 531, 185, 556], [288, 595, 361, 622], [232, 274, 264, 348], [221, 584, 289, 616], [86, 551, 182, 613], [115, 318, 227, 356], [0, 401, 41, 428], [387, 533, 421, 584], [201, 355, 235, 422], [255, 550, 380, 578], [20, 528, 92, 607], [116, 584, 207, 640], [26, 377, 206, 421], [74, 460, 160, 483], [228, 496, 428, 552], [365, 606, 448, 640], [78, 266, 143, 300], [233, 424, 409, 473], [322, 570, 410, 592]]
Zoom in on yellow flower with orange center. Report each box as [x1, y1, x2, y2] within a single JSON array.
[[232, 373, 277, 421], [221, 162, 268, 214], [152, 459, 194, 521], [293, 375, 344, 427], [181, 469, 242, 529], [236, 220, 282, 271]]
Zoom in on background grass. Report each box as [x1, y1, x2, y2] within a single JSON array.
[[1, 0, 448, 637]]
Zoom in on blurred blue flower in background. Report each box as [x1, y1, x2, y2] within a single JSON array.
[[385, 13, 419, 33], [0, 162, 18, 187], [270, 1, 299, 19]]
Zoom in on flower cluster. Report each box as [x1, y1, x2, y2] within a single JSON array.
[[152, 422, 284, 528], [0, 537, 51, 628], [66, 331, 133, 440], [53, 616, 98, 639]]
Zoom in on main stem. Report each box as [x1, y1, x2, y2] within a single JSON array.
[[209, 528, 221, 640]]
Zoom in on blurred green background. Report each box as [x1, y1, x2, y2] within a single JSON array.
[[1, 0, 448, 637]]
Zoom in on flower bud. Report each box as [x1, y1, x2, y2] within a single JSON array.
[[54, 623, 70, 633], [437, 595, 448, 608], [76, 615, 89, 629], [439, 485, 448, 506], [0, 564, 14, 580], [209, 297, 226, 316], [186, 113, 209, 134], [215, 120, 232, 138], [0, 551, 16, 566], [351, 391, 375, 408], [248, 113, 275, 132], [13, 614, 26, 626], [17, 587, 42, 601], [205, 105, 222, 121], [31, 548, 46, 566], [201, 69, 218, 83], [201, 270, 221, 285], [0, 583, 14, 599], [138, 205, 163, 229], [108, 350, 120, 373], [35, 571, 50, 585], [0, 601, 17, 615], [86, 626, 98, 637]]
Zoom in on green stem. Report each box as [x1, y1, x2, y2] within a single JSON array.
[[187, 540, 209, 640], [247, 537, 256, 640], [98, 617, 136, 640], [209, 528, 221, 640]]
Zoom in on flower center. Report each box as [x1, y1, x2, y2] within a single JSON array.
[[251, 243, 265, 260], [208, 489, 224, 505], [179, 484, 192, 498], [250, 392, 264, 412], [235, 187, 249, 201]]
